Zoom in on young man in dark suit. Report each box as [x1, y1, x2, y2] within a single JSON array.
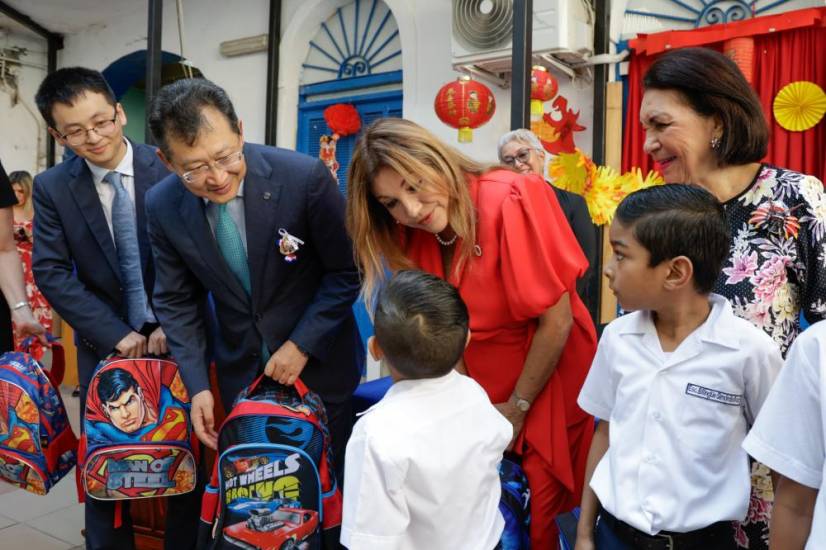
[[145, 79, 362, 479], [32, 67, 199, 550]]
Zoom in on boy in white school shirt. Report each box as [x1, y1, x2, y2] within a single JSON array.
[[743, 320, 826, 549], [574, 184, 783, 550], [340, 270, 512, 550]]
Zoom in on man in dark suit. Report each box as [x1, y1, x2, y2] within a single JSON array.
[[32, 67, 200, 550], [145, 79, 362, 477]]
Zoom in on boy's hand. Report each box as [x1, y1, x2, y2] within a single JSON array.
[[494, 400, 526, 451]]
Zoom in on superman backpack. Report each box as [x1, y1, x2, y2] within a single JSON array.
[[0, 336, 77, 495], [498, 454, 531, 550], [198, 376, 341, 550], [80, 357, 198, 502]]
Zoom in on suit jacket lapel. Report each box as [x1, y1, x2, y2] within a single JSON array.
[[132, 143, 156, 279], [67, 159, 121, 280], [177, 186, 249, 304], [243, 144, 283, 302]]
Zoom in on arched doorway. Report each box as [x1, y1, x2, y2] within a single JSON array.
[[102, 50, 203, 143]]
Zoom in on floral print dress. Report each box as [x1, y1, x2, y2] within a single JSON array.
[[13, 219, 52, 350], [714, 164, 826, 549]]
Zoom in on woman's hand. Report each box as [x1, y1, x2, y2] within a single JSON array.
[[494, 399, 526, 451]]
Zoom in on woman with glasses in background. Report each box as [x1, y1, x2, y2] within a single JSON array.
[[498, 129, 597, 306]]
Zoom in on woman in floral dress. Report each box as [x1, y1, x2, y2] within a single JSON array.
[[641, 47, 826, 549], [9, 171, 52, 349]]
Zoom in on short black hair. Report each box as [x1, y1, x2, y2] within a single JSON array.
[[643, 47, 768, 166], [615, 184, 730, 294], [148, 78, 240, 158], [374, 270, 469, 379], [97, 368, 139, 405], [35, 67, 116, 129]]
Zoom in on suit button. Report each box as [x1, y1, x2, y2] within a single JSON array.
[[251, 352, 260, 359], [255, 313, 263, 322]]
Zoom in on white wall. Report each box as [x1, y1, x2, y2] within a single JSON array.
[[58, 0, 271, 143], [0, 31, 48, 175]]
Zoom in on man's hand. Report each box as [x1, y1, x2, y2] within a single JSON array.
[[190, 390, 218, 450], [264, 340, 309, 386], [11, 306, 47, 344], [493, 400, 526, 451], [147, 326, 168, 356], [115, 331, 147, 358]]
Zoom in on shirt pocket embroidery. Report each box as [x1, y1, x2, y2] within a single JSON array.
[[678, 383, 744, 457]]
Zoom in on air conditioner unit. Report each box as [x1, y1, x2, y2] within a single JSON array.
[[452, 0, 594, 76]]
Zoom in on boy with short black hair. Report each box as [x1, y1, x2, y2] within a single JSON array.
[[575, 184, 783, 549], [341, 270, 512, 549]]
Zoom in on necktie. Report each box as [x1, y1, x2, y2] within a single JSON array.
[[213, 202, 251, 295], [212, 202, 270, 362], [103, 171, 149, 330]]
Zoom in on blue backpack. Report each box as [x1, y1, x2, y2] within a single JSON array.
[[0, 336, 77, 494], [498, 455, 531, 549]]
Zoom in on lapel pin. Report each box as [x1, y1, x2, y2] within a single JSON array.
[[263, 192, 271, 200], [278, 228, 304, 263]]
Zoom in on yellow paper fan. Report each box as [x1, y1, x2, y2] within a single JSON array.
[[773, 81, 826, 132]]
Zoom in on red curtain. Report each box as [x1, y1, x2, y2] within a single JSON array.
[[622, 7, 826, 182]]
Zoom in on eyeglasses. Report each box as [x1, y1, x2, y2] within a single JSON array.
[[57, 109, 119, 146], [501, 148, 534, 166], [181, 150, 244, 184]]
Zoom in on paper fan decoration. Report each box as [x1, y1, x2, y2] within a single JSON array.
[[773, 81, 826, 132]]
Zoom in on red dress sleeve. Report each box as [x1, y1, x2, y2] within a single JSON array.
[[499, 173, 589, 320]]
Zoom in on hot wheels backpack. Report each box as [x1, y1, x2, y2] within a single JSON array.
[[0, 336, 77, 495], [80, 357, 198, 501], [198, 375, 342, 550]]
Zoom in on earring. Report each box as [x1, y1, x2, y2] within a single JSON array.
[[710, 137, 721, 150]]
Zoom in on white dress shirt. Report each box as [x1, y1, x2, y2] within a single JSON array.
[[86, 139, 136, 241], [578, 294, 782, 535], [341, 370, 512, 550], [743, 320, 826, 550]]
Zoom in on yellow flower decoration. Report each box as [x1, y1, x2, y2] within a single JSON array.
[[549, 152, 664, 225], [773, 81, 826, 132]]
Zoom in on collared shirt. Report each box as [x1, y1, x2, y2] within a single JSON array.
[[578, 294, 782, 535], [743, 320, 826, 550], [87, 139, 135, 241], [204, 180, 247, 254], [341, 370, 511, 550]]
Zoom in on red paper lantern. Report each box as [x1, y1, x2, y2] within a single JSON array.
[[434, 75, 496, 143], [323, 103, 362, 137], [530, 65, 558, 119], [724, 37, 755, 84]]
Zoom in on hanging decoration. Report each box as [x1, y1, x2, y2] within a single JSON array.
[[550, 150, 664, 226], [773, 81, 826, 132], [530, 65, 558, 121], [434, 75, 496, 143], [319, 103, 362, 182], [723, 37, 755, 84]]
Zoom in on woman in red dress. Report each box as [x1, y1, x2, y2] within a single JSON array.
[[9, 171, 52, 350], [346, 118, 597, 548]]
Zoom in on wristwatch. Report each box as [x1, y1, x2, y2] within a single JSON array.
[[10, 301, 28, 311], [511, 393, 531, 413]]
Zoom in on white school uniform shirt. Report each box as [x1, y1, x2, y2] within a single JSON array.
[[743, 320, 826, 550], [577, 294, 782, 535], [341, 369, 512, 550]]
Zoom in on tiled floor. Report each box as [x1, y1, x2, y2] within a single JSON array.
[[0, 387, 85, 550]]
